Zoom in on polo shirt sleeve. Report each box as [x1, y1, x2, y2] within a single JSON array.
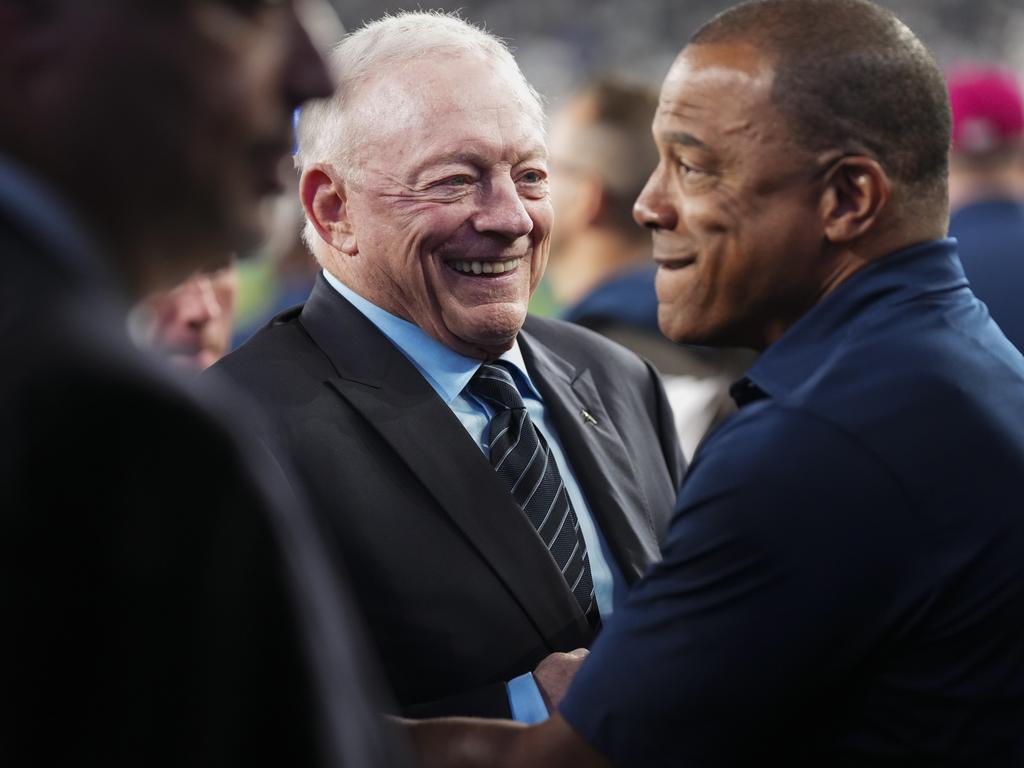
[[559, 403, 912, 767]]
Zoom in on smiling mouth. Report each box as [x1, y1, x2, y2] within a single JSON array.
[[657, 256, 697, 270], [446, 257, 521, 276]]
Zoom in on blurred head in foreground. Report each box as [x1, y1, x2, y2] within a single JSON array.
[[0, 0, 332, 296]]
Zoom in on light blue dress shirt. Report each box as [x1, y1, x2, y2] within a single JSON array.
[[322, 270, 626, 723]]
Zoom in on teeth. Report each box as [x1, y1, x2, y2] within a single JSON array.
[[448, 258, 520, 275]]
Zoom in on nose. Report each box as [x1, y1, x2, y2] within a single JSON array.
[[633, 163, 678, 232], [472, 176, 534, 240], [284, 6, 335, 108], [179, 275, 221, 329]]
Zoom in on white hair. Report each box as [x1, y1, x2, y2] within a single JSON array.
[[295, 11, 546, 259], [296, 10, 544, 173]]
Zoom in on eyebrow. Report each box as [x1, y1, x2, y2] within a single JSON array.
[[659, 130, 708, 150]]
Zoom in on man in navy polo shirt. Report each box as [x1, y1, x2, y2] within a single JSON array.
[[947, 65, 1024, 354], [407, 1, 1024, 765]]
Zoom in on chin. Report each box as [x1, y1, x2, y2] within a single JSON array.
[[658, 318, 719, 347], [657, 308, 694, 345], [443, 325, 519, 360], [451, 304, 526, 342]]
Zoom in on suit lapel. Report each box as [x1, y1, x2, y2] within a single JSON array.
[[298, 276, 592, 647], [518, 326, 662, 584]]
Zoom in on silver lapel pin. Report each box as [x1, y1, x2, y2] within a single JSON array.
[[580, 408, 598, 426]]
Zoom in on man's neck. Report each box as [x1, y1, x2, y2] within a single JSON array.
[[949, 168, 1022, 212]]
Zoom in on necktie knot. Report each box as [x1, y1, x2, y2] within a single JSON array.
[[468, 361, 525, 412]]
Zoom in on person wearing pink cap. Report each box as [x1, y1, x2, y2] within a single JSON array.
[[947, 64, 1024, 353]]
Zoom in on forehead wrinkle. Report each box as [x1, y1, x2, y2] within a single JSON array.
[[657, 129, 708, 150], [665, 51, 776, 116], [660, 81, 785, 159], [404, 146, 525, 179], [404, 126, 547, 175]]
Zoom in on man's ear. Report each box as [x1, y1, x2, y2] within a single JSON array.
[[300, 163, 358, 255], [819, 156, 891, 244]]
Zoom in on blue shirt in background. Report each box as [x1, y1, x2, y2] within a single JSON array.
[[949, 197, 1024, 353]]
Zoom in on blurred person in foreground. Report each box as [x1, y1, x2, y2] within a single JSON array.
[[133, 261, 239, 371], [0, 1, 404, 765], [209, 11, 684, 720], [408, 0, 1024, 765], [230, 0, 347, 350], [547, 78, 753, 461], [947, 65, 1024, 353]]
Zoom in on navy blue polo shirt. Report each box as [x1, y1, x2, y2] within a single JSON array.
[[560, 239, 1024, 766], [949, 198, 1024, 354]]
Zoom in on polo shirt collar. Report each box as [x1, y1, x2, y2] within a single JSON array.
[[742, 238, 965, 403]]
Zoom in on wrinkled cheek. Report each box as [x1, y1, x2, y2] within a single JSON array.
[[529, 244, 550, 293]]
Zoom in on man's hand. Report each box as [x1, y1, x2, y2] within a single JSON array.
[[533, 648, 589, 712]]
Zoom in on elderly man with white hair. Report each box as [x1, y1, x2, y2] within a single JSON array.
[[209, 11, 683, 720]]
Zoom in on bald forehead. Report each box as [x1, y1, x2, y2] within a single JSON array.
[[669, 42, 775, 94], [653, 41, 806, 163], [657, 42, 776, 126]]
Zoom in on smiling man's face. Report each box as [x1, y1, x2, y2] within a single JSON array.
[[634, 42, 827, 350], [329, 52, 552, 359]]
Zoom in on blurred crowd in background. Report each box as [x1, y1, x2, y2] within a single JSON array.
[[327, 0, 1024, 104], [140, 0, 1024, 447], [148, 0, 1019, 370]]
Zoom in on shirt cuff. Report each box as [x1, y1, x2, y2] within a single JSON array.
[[506, 671, 549, 724]]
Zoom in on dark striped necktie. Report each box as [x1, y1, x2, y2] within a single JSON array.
[[468, 361, 597, 622]]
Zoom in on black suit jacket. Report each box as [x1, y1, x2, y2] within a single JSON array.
[[0, 185, 405, 766], [210, 274, 685, 717]]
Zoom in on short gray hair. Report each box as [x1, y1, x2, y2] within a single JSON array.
[[295, 10, 544, 175]]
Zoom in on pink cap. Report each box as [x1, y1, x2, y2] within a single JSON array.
[[947, 65, 1024, 153]]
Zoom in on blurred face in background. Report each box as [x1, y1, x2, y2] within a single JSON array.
[[547, 99, 601, 253], [6, 0, 332, 293], [139, 264, 239, 371]]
